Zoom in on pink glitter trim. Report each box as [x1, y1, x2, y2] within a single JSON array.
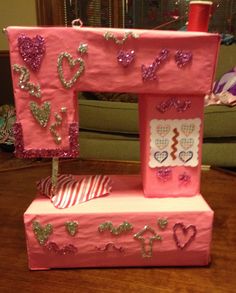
[[45, 242, 78, 255], [157, 97, 191, 113], [13, 122, 79, 158], [173, 222, 197, 250]]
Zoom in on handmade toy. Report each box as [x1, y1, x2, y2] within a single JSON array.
[[6, 1, 220, 269]]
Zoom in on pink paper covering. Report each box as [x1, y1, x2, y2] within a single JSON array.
[[24, 175, 213, 270], [6, 26, 220, 157]]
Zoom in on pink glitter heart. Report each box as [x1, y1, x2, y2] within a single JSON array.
[[18, 34, 46, 71], [117, 50, 135, 67], [173, 223, 197, 249]]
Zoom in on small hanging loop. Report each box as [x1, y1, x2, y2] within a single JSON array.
[[72, 18, 83, 28]]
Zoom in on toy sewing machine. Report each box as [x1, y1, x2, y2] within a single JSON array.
[[6, 1, 220, 269]]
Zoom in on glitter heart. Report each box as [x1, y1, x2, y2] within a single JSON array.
[[175, 50, 192, 68], [181, 123, 195, 137], [179, 151, 193, 163], [57, 52, 85, 89], [32, 221, 53, 246], [154, 151, 168, 163], [156, 125, 171, 137], [117, 50, 135, 67], [180, 138, 194, 150], [155, 138, 169, 150], [173, 223, 197, 249], [65, 221, 79, 236], [30, 101, 51, 128], [158, 218, 168, 230], [157, 167, 172, 181], [18, 34, 45, 71]]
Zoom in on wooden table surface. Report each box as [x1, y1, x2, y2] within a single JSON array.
[[0, 155, 236, 293]]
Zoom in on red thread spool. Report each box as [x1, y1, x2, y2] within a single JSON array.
[[187, 1, 213, 32]]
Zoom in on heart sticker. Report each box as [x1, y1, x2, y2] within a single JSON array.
[[18, 34, 46, 71], [181, 124, 195, 137], [156, 125, 171, 137], [180, 138, 194, 150], [179, 151, 193, 163], [30, 101, 51, 128], [154, 151, 168, 163], [173, 223, 197, 249], [57, 52, 85, 89], [155, 138, 169, 150]]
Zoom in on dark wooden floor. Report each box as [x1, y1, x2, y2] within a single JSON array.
[[0, 152, 236, 293]]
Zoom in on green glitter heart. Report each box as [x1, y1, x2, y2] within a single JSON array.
[[65, 221, 79, 236], [32, 221, 53, 246]]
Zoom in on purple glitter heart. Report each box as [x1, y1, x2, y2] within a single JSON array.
[[179, 172, 191, 184], [175, 50, 192, 68], [117, 50, 135, 67], [18, 34, 46, 71]]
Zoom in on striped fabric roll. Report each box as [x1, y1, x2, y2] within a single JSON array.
[[37, 174, 112, 209]]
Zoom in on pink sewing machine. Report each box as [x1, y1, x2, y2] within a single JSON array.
[[6, 2, 220, 269]]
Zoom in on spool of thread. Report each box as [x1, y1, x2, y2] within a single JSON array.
[[187, 1, 213, 32]]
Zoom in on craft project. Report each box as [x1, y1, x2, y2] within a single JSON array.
[[6, 1, 220, 269]]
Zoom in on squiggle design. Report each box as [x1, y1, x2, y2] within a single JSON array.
[[95, 242, 124, 253], [171, 128, 179, 160], [49, 107, 67, 145]]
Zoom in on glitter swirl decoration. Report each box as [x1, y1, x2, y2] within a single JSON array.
[[57, 52, 85, 89], [104, 31, 140, 45], [29, 101, 51, 128], [45, 242, 78, 255], [141, 49, 169, 81], [98, 221, 133, 235], [12, 64, 41, 98], [17, 34, 45, 72], [65, 221, 79, 236], [32, 220, 53, 246], [49, 107, 67, 145]]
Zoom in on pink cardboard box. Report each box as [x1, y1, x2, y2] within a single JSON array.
[[24, 175, 213, 270]]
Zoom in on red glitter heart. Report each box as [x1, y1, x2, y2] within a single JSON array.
[[173, 223, 197, 249], [18, 34, 45, 71]]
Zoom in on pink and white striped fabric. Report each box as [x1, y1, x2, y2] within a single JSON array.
[[37, 174, 112, 209]]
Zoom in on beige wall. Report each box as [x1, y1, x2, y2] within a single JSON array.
[[0, 0, 37, 50]]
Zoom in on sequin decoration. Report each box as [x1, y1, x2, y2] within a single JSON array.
[[32, 220, 53, 246], [104, 31, 140, 45], [13, 122, 79, 158], [173, 222, 197, 249], [175, 50, 192, 68], [45, 242, 78, 255], [65, 221, 79, 236], [98, 221, 133, 235], [29, 101, 51, 127], [57, 52, 85, 89], [179, 172, 191, 184], [49, 108, 67, 144], [141, 49, 169, 81], [95, 242, 124, 253], [13, 64, 41, 98], [134, 225, 162, 258], [157, 167, 172, 182], [158, 218, 168, 230], [157, 97, 191, 113], [117, 50, 135, 67], [78, 43, 88, 54], [18, 34, 45, 71]]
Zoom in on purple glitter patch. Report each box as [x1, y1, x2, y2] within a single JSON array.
[[175, 50, 192, 68], [13, 122, 79, 158], [157, 167, 172, 182], [141, 49, 169, 81], [117, 50, 135, 67], [46, 242, 78, 255], [178, 172, 191, 184], [18, 34, 45, 71], [157, 97, 191, 113]]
